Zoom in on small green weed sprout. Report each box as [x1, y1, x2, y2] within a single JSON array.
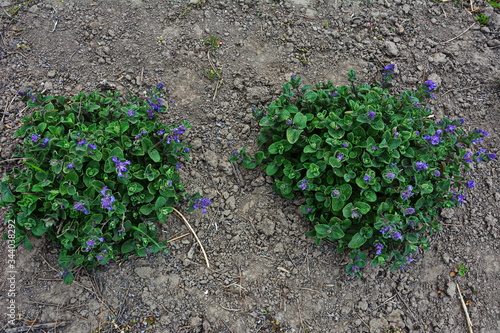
[[231, 65, 496, 277], [475, 13, 490, 26], [0, 84, 211, 283], [203, 35, 221, 51], [202, 67, 223, 81], [487, 0, 500, 9], [457, 263, 469, 276]]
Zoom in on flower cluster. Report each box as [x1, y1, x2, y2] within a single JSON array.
[[192, 197, 211, 213], [111, 157, 131, 177], [231, 67, 497, 277], [2, 85, 198, 284], [100, 186, 116, 211]]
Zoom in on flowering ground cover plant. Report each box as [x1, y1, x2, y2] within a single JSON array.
[[231, 66, 496, 277], [0, 84, 209, 283]]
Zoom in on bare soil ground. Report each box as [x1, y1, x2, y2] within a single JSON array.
[[0, 0, 499, 332]]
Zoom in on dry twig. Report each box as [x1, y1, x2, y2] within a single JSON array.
[[456, 282, 474, 333], [4, 322, 68, 333], [172, 207, 210, 268], [441, 23, 475, 44]]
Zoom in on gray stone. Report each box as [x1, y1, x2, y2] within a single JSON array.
[[446, 281, 456, 297], [257, 218, 275, 236], [385, 41, 399, 56], [134, 266, 154, 279], [369, 317, 389, 331], [429, 52, 447, 64]]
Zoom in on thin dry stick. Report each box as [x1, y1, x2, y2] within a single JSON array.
[[206, 51, 223, 101], [4, 322, 68, 333], [456, 282, 474, 333], [172, 207, 210, 268], [0, 157, 29, 164], [167, 232, 190, 243], [441, 22, 475, 44]]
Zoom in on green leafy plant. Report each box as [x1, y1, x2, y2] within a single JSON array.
[[457, 263, 469, 276], [202, 35, 221, 51], [487, 0, 500, 9], [475, 13, 490, 26], [231, 66, 496, 277], [0, 84, 211, 283]]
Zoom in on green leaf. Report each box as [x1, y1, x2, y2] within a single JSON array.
[[63, 271, 75, 284], [286, 128, 303, 144], [148, 149, 161, 163], [355, 201, 371, 214], [121, 240, 136, 253], [363, 190, 377, 202], [348, 233, 367, 248], [140, 204, 154, 215], [0, 183, 15, 203], [128, 182, 144, 195], [155, 196, 167, 210], [293, 112, 308, 129], [303, 91, 318, 102], [265, 163, 278, 176]]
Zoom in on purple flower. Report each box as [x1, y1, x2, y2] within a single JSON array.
[[363, 174, 371, 183], [391, 231, 403, 241], [466, 180, 475, 188], [88, 143, 97, 150], [415, 161, 428, 171], [452, 193, 466, 205], [305, 207, 312, 213], [475, 129, 490, 137], [385, 172, 395, 180], [175, 164, 182, 171], [74, 201, 89, 214], [67, 163, 74, 169], [101, 187, 116, 211], [39, 138, 50, 147], [184, 147, 191, 153], [99, 237, 104, 242], [111, 157, 131, 177], [487, 153, 497, 160], [337, 154, 344, 160], [86, 239, 96, 247], [342, 142, 348, 148], [31, 134, 41, 142], [446, 125, 456, 134], [382, 64, 395, 82], [374, 242, 384, 255], [351, 209, 360, 218], [166, 180, 173, 186], [100, 186, 109, 195], [96, 255, 104, 261], [298, 179, 309, 191], [424, 80, 437, 91], [463, 152, 473, 163], [156, 82, 165, 89], [433, 170, 441, 177], [193, 197, 211, 214], [366, 111, 376, 121], [393, 132, 399, 138], [401, 185, 414, 201], [404, 207, 415, 215], [128, 109, 135, 116], [351, 266, 360, 273], [77, 138, 88, 146], [332, 189, 340, 198], [286, 119, 293, 125], [424, 134, 442, 145], [371, 146, 378, 151]]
